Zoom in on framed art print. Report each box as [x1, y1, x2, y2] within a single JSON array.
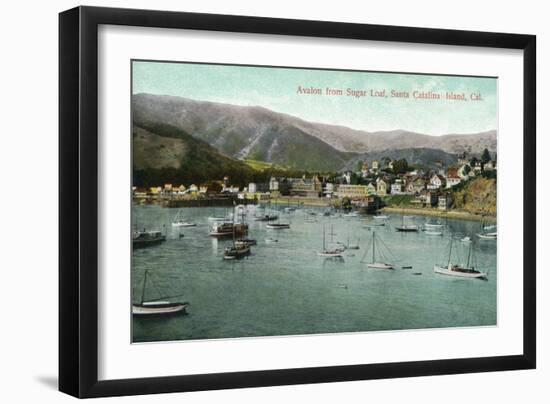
[[59, 6, 536, 398]]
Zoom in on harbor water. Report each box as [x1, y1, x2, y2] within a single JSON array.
[[132, 204, 497, 343]]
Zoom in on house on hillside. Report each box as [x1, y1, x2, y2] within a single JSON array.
[[445, 169, 461, 188], [390, 179, 403, 195], [405, 176, 426, 194], [427, 174, 446, 190], [376, 178, 388, 195]]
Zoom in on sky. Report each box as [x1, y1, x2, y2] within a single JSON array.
[[132, 60, 497, 136]]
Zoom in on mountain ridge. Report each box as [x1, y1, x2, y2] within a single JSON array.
[[133, 93, 496, 171]]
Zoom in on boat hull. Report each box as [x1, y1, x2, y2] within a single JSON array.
[[367, 263, 394, 270], [433, 265, 487, 279], [477, 233, 497, 239], [266, 224, 290, 229], [132, 302, 188, 316], [132, 236, 166, 249], [395, 226, 419, 232], [317, 251, 344, 257], [224, 246, 251, 260]]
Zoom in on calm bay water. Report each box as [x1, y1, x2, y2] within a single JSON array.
[[132, 204, 497, 343]]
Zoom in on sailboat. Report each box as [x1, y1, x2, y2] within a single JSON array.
[[132, 269, 189, 316], [266, 214, 290, 229], [395, 210, 419, 232], [434, 239, 488, 279], [317, 225, 344, 257], [361, 231, 395, 269], [171, 210, 196, 227]]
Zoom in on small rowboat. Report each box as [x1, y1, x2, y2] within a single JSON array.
[[424, 230, 442, 236], [477, 232, 497, 239], [266, 223, 290, 229]]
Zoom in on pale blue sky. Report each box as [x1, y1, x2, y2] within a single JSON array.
[[132, 60, 497, 136]]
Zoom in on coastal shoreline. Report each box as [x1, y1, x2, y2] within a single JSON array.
[[381, 207, 496, 223]]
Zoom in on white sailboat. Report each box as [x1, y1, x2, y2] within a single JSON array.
[[395, 210, 419, 232], [171, 209, 196, 227], [317, 225, 344, 257], [132, 269, 189, 316], [434, 239, 488, 279], [361, 231, 395, 269]]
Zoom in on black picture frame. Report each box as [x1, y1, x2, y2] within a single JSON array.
[[59, 6, 536, 398]]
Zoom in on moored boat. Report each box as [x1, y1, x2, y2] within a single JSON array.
[[477, 232, 497, 239], [434, 238, 488, 279], [132, 229, 166, 249], [132, 269, 189, 316], [172, 210, 197, 227], [254, 213, 279, 221], [317, 224, 344, 257], [223, 244, 251, 260], [209, 222, 248, 237], [266, 222, 290, 229], [361, 231, 395, 269]]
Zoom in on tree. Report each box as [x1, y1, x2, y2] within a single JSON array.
[[392, 158, 409, 174], [481, 148, 492, 163], [356, 160, 364, 172]]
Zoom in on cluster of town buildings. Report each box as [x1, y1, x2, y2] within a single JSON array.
[[133, 153, 496, 211]]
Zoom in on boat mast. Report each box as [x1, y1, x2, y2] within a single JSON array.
[[466, 242, 472, 267], [447, 239, 453, 266], [372, 231, 376, 263], [323, 224, 326, 250], [140, 270, 148, 305]]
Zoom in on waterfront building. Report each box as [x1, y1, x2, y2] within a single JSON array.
[[390, 180, 403, 195], [376, 178, 388, 195], [288, 177, 322, 198], [336, 184, 369, 199]]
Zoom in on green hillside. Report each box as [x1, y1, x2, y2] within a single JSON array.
[[132, 122, 259, 188]]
